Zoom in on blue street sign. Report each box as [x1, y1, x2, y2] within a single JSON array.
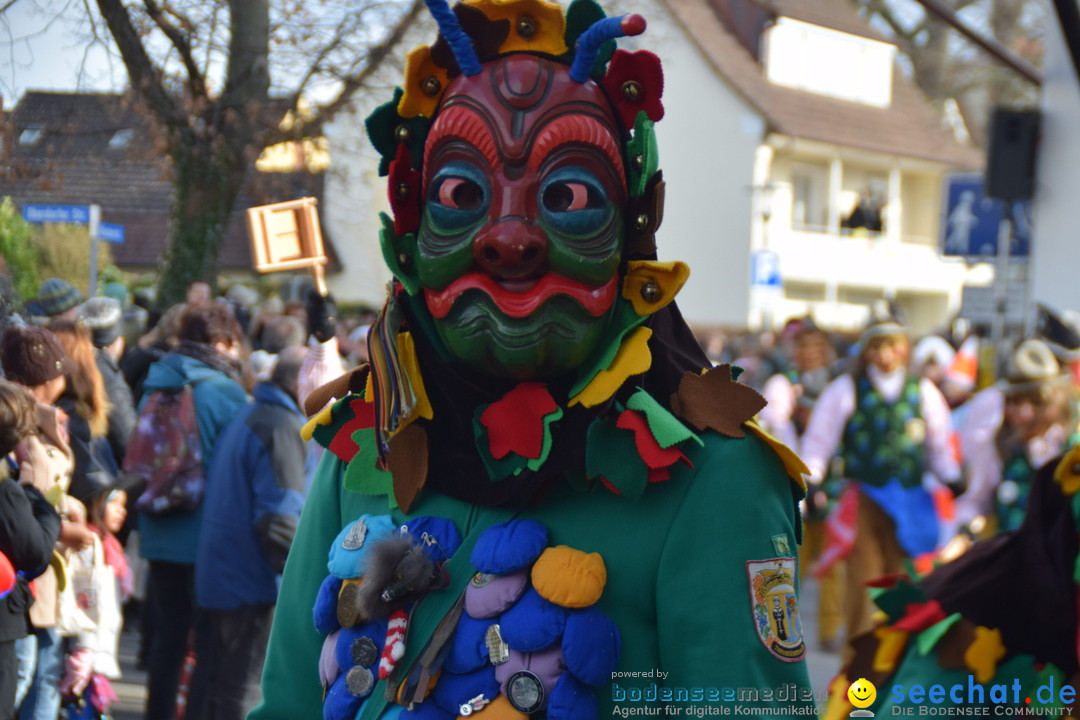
[[941, 174, 1031, 258], [751, 249, 782, 288], [99, 222, 125, 244], [22, 204, 91, 225]]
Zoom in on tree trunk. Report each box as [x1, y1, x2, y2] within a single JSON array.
[[156, 128, 247, 308]]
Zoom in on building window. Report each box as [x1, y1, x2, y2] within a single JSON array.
[[109, 129, 134, 149], [18, 126, 43, 146]]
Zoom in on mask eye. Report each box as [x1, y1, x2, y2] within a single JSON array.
[[542, 182, 593, 212], [437, 177, 485, 210]]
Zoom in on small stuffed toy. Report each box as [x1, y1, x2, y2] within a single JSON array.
[[0, 551, 14, 599]]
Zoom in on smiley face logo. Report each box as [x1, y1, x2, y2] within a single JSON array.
[[847, 678, 877, 709]]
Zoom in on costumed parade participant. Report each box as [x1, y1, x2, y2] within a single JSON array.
[[955, 338, 1076, 536], [823, 447, 1080, 718], [252, 0, 813, 717], [799, 320, 960, 644]]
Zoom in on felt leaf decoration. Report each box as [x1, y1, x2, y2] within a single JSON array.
[[601, 50, 664, 131], [916, 612, 962, 656], [569, 327, 652, 408], [871, 626, 910, 673], [480, 383, 558, 460], [625, 388, 701, 449], [473, 405, 530, 480], [892, 599, 947, 633], [669, 364, 766, 439], [869, 577, 926, 623], [364, 88, 430, 176], [626, 112, 658, 198], [1053, 444, 1080, 495], [394, 331, 434, 428], [378, 213, 420, 296], [388, 142, 422, 237], [621, 260, 689, 317], [303, 366, 369, 418], [963, 626, 1006, 683], [615, 409, 687, 471], [325, 398, 377, 462], [345, 428, 397, 509], [302, 401, 336, 442], [586, 418, 648, 498], [465, 0, 568, 56], [526, 406, 563, 472], [399, 45, 449, 119], [744, 420, 809, 492], [431, 3, 510, 75], [562, 0, 612, 77], [387, 423, 428, 513]]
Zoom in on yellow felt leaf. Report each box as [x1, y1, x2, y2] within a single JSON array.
[[745, 420, 809, 493], [464, 0, 568, 55], [964, 626, 1006, 683], [1054, 445, 1080, 496], [822, 675, 855, 720], [398, 45, 448, 119], [872, 626, 910, 673], [301, 401, 336, 442], [622, 260, 690, 316], [569, 327, 653, 408], [396, 332, 434, 426]]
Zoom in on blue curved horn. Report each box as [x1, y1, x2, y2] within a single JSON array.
[[569, 14, 646, 83], [425, 0, 482, 76]]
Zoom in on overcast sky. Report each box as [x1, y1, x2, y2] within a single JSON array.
[[1, 1, 124, 105]]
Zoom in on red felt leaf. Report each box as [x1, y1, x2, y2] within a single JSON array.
[[647, 467, 670, 484], [329, 398, 377, 462], [388, 142, 421, 236], [864, 572, 911, 589], [893, 599, 947, 632], [615, 408, 685, 469], [480, 382, 557, 460], [601, 49, 665, 130]]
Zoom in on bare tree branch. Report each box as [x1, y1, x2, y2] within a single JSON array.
[[310, 0, 424, 131], [94, 0, 181, 125], [143, 0, 207, 98]]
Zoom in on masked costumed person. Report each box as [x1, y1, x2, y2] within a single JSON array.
[[823, 446, 1080, 718], [252, 2, 813, 718], [955, 339, 1075, 536], [799, 321, 961, 644]]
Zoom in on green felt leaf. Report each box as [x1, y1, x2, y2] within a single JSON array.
[[378, 214, 420, 296], [626, 388, 701, 448], [916, 612, 961, 656], [627, 113, 658, 198], [560, 0, 614, 78], [872, 578, 926, 623], [526, 406, 564, 472], [311, 396, 356, 449], [586, 418, 647, 498], [569, 301, 646, 398], [344, 428, 397, 509], [364, 88, 430, 176]]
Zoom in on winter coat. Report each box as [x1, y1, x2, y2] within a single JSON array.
[[136, 351, 250, 565], [0, 476, 60, 643], [97, 349, 137, 468]]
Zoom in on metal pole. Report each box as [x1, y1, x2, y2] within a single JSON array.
[[991, 217, 1013, 380], [88, 204, 101, 297]]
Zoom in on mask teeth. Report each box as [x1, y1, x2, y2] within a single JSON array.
[[569, 14, 647, 83], [425, 0, 482, 76]]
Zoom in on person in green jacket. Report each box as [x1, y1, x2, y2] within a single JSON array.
[[251, 1, 813, 718]]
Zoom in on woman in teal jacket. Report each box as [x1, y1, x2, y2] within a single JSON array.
[[135, 302, 249, 720]]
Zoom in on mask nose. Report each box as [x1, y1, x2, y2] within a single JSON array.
[[473, 220, 548, 281]]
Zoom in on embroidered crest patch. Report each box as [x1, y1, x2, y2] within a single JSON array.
[[747, 557, 806, 661]]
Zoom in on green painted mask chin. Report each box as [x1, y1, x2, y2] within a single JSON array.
[[433, 292, 618, 381]]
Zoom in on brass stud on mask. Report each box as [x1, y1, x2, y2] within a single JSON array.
[[634, 213, 649, 231], [398, 252, 412, 270], [395, 125, 412, 144], [640, 282, 661, 304], [631, 154, 644, 172], [421, 76, 441, 97], [517, 15, 537, 39], [621, 81, 643, 103], [395, 183, 410, 200]]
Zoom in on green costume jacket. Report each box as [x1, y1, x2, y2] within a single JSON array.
[[252, 388, 814, 719]]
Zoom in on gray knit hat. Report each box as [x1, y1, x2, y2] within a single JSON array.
[[78, 297, 124, 348], [37, 278, 83, 318]]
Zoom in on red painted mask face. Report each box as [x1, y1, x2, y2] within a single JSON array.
[[415, 54, 628, 379]]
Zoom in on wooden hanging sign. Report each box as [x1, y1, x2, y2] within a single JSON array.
[[245, 196, 328, 292]]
